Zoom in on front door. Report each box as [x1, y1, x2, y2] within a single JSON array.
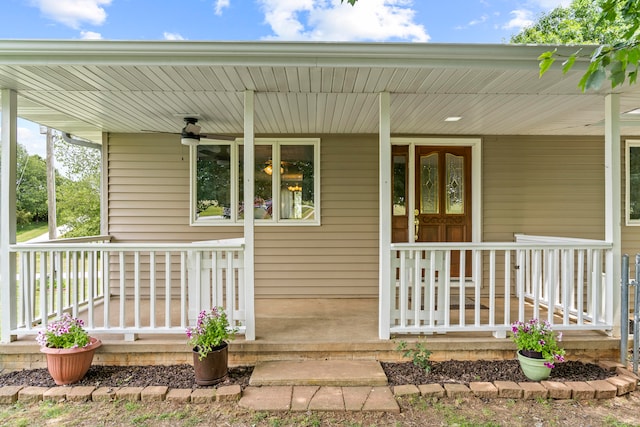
[[392, 145, 472, 273]]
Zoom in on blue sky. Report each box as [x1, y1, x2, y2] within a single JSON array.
[[2, 0, 571, 156]]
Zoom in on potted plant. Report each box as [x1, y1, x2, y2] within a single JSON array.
[[186, 306, 237, 385], [510, 318, 566, 381], [36, 313, 102, 385]]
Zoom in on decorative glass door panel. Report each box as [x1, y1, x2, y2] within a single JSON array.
[[392, 146, 409, 243], [420, 153, 439, 214], [445, 153, 465, 215]]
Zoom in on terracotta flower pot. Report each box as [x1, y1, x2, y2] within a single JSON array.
[[40, 337, 102, 385], [193, 342, 228, 386]]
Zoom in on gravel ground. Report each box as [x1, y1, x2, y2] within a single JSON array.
[[0, 360, 614, 390]]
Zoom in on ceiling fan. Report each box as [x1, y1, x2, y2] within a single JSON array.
[[143, 117, 235, 146]]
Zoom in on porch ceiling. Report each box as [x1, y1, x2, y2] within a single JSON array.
[[2, 40, 640, 144]]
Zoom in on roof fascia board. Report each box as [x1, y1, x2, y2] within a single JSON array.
[[0, 40, 593, 71]]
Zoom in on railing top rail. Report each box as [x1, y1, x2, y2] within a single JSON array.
[[24, 235, 112, 244], [514, 233, 607, 244], [10, 239, 245, 252], [391, 241, 612, 251]]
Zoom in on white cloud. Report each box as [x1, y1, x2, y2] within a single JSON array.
[[163, 32, 186, 41], [0, 122, 47, 157], [32, 0, 112, 29], [530, 0, 571, 9], [214, 0, 230, 15], [258, 0, 429, 42], [81, 30, 102, 40], [502, 9, 534, 31], [497, 1, 571, 34]]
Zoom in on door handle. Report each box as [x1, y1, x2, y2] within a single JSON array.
[[414, 209, 419, 240]]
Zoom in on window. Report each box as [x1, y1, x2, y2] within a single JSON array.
[[627, 140, 640, 225], [192, 138, 320, 225]]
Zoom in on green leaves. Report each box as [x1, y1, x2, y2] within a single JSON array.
[[538, 50, 557, 77]]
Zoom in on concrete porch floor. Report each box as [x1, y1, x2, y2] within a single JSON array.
[[0, 298, 621, 372]]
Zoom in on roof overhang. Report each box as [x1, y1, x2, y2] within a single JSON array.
[[0, 39, 638, 145]]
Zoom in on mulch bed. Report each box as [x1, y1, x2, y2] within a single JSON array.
[[0, 360, 615, 390]]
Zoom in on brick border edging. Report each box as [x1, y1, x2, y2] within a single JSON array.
[[0, 363, 637, 406]]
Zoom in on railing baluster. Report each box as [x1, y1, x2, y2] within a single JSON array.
[[87, 250, 95, 328], [165, 251, 171, 329], [427, 250, 436, 327], [399, 250, 407, 328], [504, 250, 511, 328], [103, 249, 110, 329], [443, 250, 451, 327], [180, 251, 187, 329], [576, 250, 584, 325], [489, 250, 496, 326], [474, 249, 481, 326], [119, 251, 125, 328], [458, 249, 466, 327], [134, 251, 140, 329], [149, 251, 156, 329], [226, 250, 234, 326], [39, 251, 47, 325]]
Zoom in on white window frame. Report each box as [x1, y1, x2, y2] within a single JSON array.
[[626, 139, 640, 225], [190, 138, 320, 226]]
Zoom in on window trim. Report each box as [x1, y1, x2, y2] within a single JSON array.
[[626, 139, 640, 226], [190, 137, 321, 226]]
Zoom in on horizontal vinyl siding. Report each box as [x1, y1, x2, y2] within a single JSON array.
[[483, 135, 605, 242], [107, 133, 242, 242], [481, 136, 606, 300], [254, 136, 380, 298], [107, 133, 379, 298]]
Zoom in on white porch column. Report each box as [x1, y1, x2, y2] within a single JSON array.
[[379, 92, 391, 339], [243, 90, 256, 341], [605, 93, 621, 336], [1, 89, 18, 343]]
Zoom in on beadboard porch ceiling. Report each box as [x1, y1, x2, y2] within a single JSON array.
[[2, 40, 640, 145]]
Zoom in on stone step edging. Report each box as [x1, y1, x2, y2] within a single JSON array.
[[0, 370, 637, 407]]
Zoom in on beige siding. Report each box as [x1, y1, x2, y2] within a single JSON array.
[[108, 133, 631, 299], [483, 136, 605, 242], [107, 133, 380, 298]]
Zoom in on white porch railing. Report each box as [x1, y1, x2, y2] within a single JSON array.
[[7, 238, 247, 341], [389, 236, 613, 336]]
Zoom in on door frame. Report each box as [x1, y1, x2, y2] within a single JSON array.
[[391, 138, 482, 244]]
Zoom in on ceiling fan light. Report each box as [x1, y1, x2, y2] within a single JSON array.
[[181, 135, 200, 146]]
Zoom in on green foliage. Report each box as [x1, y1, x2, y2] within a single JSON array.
[[35, 313, 90, 349], [396, 340, 432, 373], [511, 0, 629, 45], [16, 209, 33, 226], [56, 179, 101, 237], [521, 0, 640, 91], [54, 134, 101, 237], [186, 307, 237, 360], [15, 143, 49, 222]]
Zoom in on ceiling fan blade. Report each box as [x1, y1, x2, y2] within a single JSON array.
[[141, 129, 180, 135], [200, 133, 236, 141], [184, 122, 201, 134]]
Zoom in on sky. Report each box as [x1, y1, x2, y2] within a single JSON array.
[[1, 0, 572, 157]]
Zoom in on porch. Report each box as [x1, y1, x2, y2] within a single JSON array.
[[0, 235, 620, 371], [0, 297, 618, 372]]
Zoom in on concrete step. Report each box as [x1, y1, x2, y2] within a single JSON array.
[[249, 360, 388, 386]]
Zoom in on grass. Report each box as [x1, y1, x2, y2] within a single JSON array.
[[16, 221, 48, 242]]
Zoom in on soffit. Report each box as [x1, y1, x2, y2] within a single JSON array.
[[1, 40, 639, 144]]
